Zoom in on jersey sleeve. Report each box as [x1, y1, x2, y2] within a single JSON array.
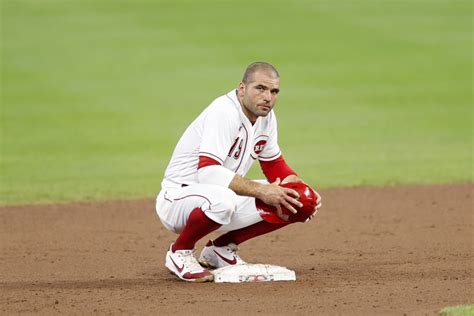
[[258, 111, 282, 161], [199, 103, 240, 165]]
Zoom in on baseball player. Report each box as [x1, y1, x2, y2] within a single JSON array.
[[155, 62, 322, 282]]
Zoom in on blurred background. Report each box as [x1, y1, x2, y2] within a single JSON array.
[[1, 0, 471, 204]]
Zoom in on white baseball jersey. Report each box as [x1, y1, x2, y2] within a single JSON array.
[[161, 89, 281, 190]]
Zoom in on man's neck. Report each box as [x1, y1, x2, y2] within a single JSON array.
[[236, 90, 256, 124]]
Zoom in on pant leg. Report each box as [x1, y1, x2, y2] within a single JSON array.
[[156, 184, 238, 234], [217, 179, 269, 232], [217, 194, 263, 232]]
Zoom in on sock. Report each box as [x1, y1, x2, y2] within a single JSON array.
[[213, 221, 288, 247], [172, 208, 221, 252]]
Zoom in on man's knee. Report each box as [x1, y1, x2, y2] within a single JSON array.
[[204, 186, 238, 225]]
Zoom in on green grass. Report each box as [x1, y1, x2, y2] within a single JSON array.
[[440, 305, 474, 316], [1, 0, 472, 205]]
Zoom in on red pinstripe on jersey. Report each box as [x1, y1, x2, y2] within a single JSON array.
[[198, 152, 224, 164], [258, 151, 282, 161], [198, 156, 221, 169]]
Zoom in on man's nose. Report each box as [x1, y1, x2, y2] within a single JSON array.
[[263, 90, 272, 101]]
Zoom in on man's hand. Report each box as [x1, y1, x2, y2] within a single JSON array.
[[228, 174, 304, 221], [281, 174, 303, 184], [305, 190, 322, 222], [281, 175, 322, 222], [258, 178, 303, 221]]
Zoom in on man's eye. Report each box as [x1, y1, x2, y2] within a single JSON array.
[[256, 86, 264, 91]]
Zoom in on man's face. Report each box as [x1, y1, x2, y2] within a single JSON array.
[[238, 71, 280, 123]]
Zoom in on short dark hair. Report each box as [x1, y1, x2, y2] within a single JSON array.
[[242, 62, 279, 84]]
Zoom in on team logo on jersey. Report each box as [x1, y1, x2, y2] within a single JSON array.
[[254, 140, 267, 155]]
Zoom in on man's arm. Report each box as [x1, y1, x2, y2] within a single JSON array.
[[229, 174, 302, 215], [197, 162, 302, 218], [259, 158, 323, 221], [259, 155, 297, 183]]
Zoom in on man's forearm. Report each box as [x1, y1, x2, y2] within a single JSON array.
[[229, 174, 302, 215], [229, 174, 265, 199]]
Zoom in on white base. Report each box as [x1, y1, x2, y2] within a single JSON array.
[[212, 264, 296, 283]]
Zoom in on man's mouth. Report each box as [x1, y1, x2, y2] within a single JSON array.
[[259, 104, 271, 111]]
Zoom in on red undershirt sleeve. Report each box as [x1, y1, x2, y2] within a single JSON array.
[[259, 155, 297, 183]]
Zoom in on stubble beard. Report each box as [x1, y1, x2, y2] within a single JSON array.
[[247, 103, 269, 121]]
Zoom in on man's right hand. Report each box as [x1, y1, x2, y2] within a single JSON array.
[[229, 175, 303, 221], [257, 178, 303, 221]]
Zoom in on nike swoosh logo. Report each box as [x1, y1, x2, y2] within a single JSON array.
[[170, 256, 184, 272], [213, 250, 237, 265]]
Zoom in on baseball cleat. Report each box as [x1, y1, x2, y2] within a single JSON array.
[[198, 240, 247, 269], [165, 244, 214, 282]]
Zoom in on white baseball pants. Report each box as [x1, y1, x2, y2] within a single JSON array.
[[155, 183, 264, 234]]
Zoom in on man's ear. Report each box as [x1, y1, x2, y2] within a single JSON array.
[[238, 81, 245, 95]]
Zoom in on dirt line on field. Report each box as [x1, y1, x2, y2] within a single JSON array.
[[1, 183, 472, 315]]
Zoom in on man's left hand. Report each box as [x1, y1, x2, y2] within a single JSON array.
[[280, 175, 322, 221], [281, 175, 303, 184], [306, 190, 322, 222]]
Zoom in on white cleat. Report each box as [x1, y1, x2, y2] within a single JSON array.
[[198, 240, 247, 269], [165, 244, 213, 282]]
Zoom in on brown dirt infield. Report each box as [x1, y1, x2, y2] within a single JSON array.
[[1, 183, 472, 315]]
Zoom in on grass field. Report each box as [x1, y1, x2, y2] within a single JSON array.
[[440, 304, 474, 316], [1, 0, 472, 205]]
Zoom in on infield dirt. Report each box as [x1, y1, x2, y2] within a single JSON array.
[[1, 184, 472, 315]]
